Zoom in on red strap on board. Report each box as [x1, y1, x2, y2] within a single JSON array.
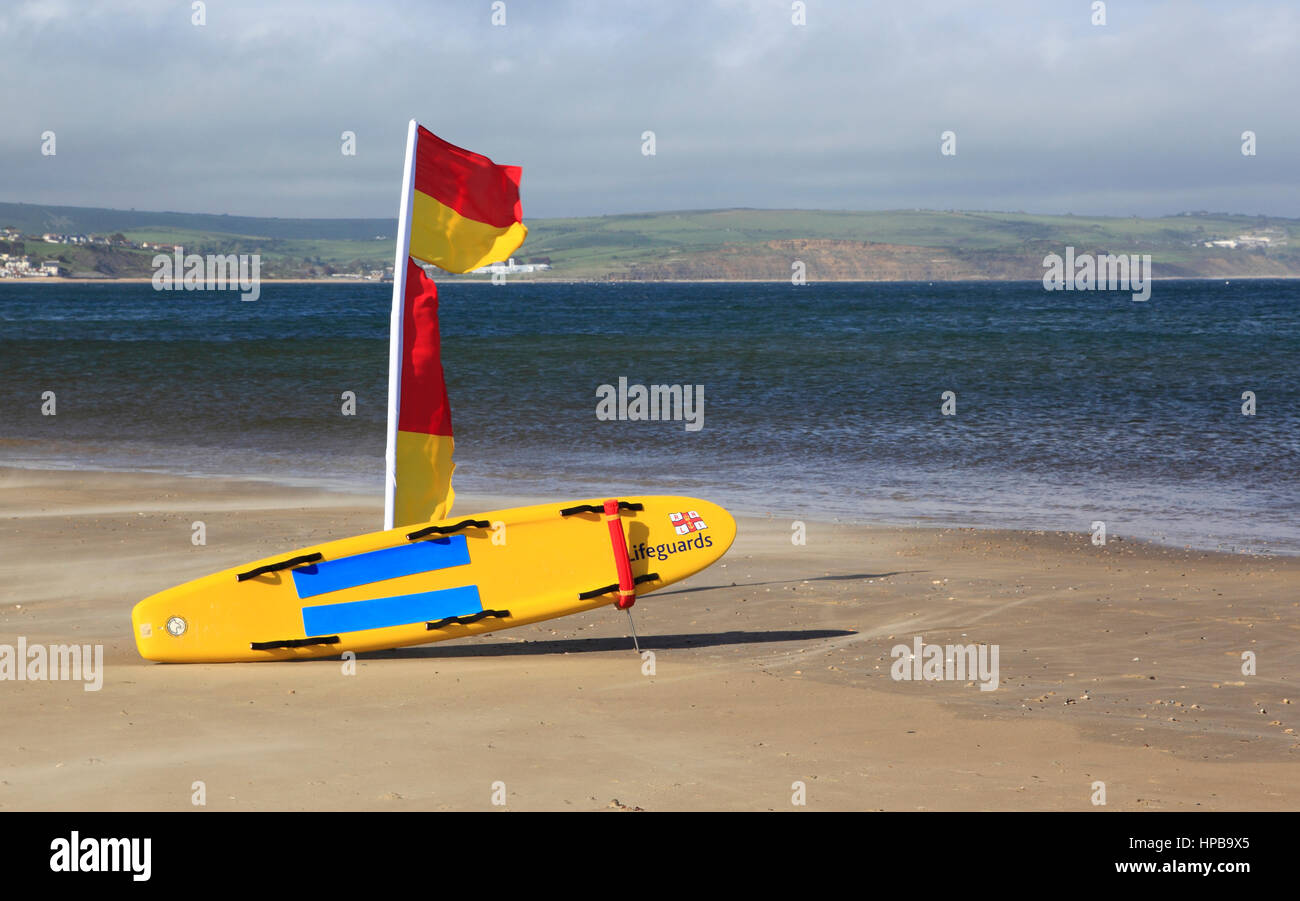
[[603, 498, 637, 610]]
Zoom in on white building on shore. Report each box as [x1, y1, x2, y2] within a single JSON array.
[[469, 257, 552, 275]]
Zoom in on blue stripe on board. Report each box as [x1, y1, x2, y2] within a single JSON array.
[[291, 536, 470, 599], [301, 584, 483, 635]]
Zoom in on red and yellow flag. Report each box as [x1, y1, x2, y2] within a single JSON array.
[[390, 256, 457, 528], [385, 122, 525, 529], [409, 125, 527, 273]]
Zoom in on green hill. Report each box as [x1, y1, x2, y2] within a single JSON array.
[[2, 202, 1297, 280], [0, 201, 391, 242]]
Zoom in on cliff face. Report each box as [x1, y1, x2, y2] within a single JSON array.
[[1153, 256, 1300, 278], [609, 239, 1300, 281]]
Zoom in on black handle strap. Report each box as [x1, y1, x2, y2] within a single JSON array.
[[236, 552, 324, 582], [426, 609, 511, 630], [560, 502, 644, 517], [577, 572, 659, 601], [407, 519, 491, 541], [250, 635, 340, 651]]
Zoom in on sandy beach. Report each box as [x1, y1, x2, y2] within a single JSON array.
[[0, 465, 1295, 812]]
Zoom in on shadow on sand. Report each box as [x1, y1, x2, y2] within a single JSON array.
[[357, 628, 856, 659]]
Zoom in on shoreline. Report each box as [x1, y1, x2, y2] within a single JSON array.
[[2, 459, 1291, 560], [4, 274, 1300, 286]]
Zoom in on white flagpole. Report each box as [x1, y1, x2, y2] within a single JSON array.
[[384, 119, 419, 531]]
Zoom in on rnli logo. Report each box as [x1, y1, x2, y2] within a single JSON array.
[[669, 511, 707, 535]]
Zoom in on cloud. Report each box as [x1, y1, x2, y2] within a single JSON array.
[[0, 0, 1296, 218]]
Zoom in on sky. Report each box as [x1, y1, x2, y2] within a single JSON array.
[[1, 0, 1297, 220]]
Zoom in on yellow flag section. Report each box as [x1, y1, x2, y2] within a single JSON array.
[[132, 497, 736, 662], [410, 190, 526, 275], [385, 122, 527, 529]]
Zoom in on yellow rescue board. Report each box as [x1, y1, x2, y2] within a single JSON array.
[[132, 496, 735, 663]]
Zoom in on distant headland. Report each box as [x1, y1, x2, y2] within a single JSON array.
[[1, 201, 1295, 282]]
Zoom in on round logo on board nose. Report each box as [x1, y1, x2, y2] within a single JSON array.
[[165, 616, 188, 637]]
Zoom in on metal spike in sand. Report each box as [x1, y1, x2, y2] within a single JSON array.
[[621, 608, 637, 650]]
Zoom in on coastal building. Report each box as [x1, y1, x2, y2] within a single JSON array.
[[1203, 234, 1278, 250], [0, 255, 35, 277], [469, 257, 552, 275]]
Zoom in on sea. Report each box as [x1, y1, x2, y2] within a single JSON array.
[[1, 279, 1297, 555]]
